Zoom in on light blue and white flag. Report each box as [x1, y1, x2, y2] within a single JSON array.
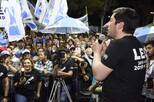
[[5, 0, 25, 42], [34, 0, 48, 19], [20, 0, 37, 31], [38, 0, 54, 26], [27, 1, 35, 16], [0, 32, 9, 47], [58, 0, 68, 16], [0, 7, 6, 28], [42, 0, 68, 27], [0, 0, 10, 46], [20, 0, 33, 20]]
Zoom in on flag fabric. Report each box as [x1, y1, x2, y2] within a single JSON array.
[[0, 7, 6, 28], [20, 0, 33, 20], [0, 0, 9, 46], [24, 20, 37, 31], [77, 14, 89, 27], [38, 0, 58, 26], [4, 0, 25, 42], [34, 0, 48, 19], [58, 0, 68, 16], [41, 0, 68, 28], [27, 1, 35, 16], [20, 0, 37, 31], [47, 0, 68, 26], [0, 32, 9, 47]]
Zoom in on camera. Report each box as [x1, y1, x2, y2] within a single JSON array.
[[52, 49, 68, 65], [59, 52, 65, 59], [80, 62, 85, 66]]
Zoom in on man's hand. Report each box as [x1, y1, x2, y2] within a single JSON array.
[[36, 93, 40, 99], [92, 41, 107, 55]]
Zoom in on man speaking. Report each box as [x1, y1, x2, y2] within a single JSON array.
[[92, 7, 147, 102]]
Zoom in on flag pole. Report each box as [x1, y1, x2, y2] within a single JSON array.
[[150, 12, 154, 24], [85, 6, 88, 15], [0, 0, 2, 7]]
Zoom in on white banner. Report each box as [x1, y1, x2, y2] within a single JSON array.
[[5, 0, 25, 42], [34, 0, 48, 19], [20, 0, 37, 31], [43, 0, 68, 27], [0, 7, 6, 28]]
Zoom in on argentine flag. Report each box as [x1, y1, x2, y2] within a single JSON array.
[[41, 0, 68, 27], [34, 0, 48, 19], [5, 0, 25, 42], [20, 0, 37, 31]]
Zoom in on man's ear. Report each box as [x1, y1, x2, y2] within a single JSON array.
[[116, 22, 124, 31]]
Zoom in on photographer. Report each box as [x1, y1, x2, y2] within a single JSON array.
[[13, 58, 41, 102], [71, 48, 93, 102], [54, 49, 74, 102]]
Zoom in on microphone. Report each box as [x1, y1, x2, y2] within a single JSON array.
[[97, 25, 108, 44], [98, 34, 106, 44]]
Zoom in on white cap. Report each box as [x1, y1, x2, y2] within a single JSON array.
[[22, 49, 30, 55], [0, 50, 11, 57]]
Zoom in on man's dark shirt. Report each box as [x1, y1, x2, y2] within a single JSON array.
[[101, 36, 147, 102]]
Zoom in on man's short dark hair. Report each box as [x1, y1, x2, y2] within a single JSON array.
[[113, 7, 139, 34], [144, 40, 154, 47]]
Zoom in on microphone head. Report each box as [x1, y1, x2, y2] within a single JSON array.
[[98, 34, 106, 44]]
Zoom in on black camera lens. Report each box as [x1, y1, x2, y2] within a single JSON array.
[[60, 52, 65, 58], [81, 62, 85, 66]]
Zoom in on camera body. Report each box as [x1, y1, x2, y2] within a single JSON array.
[[52, 50, 67, 65], [80, 61, 85, 67]]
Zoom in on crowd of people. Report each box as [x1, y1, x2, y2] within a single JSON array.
[[0, 31, 99, 102], [0, 7, 154, 102]]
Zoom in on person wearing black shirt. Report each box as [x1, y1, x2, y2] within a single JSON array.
[[0, 50, 12, 102], [0, 64, 9, 102], [14, 58, 41, 102], [92, 7, 147, 102], [55, 50, 74, 102]]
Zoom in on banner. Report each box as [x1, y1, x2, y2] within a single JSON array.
[[20, 0, 33, 20], [0, 31, 8, 47], [0, 7, 6, 28], [27, 1, 35, 16], [34, 0, 48, 19], [5, 0, 25, 42], [20, 0, 37, 31], [42, 0, 68, 27]]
